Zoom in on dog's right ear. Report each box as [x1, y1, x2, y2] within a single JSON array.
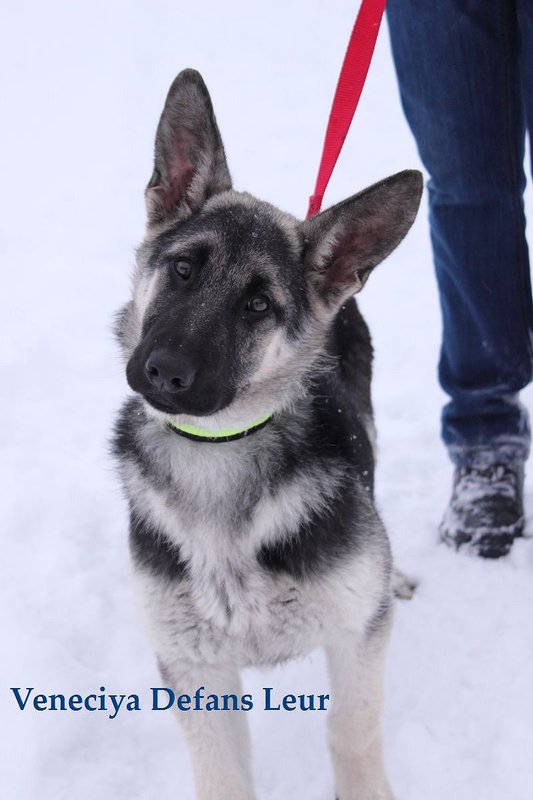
[[145, 69, 232, 226]]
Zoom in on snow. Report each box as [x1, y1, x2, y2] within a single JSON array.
[[2, 1, 533, 798]]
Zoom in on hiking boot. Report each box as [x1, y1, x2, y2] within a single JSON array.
[[440, 463, 525, 558]]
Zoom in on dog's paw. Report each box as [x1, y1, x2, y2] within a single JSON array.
[[392, 567, 417, 600]]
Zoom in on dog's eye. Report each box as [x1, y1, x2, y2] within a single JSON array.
[[247, 295, 270, 313], [173, 259, 193, 280]]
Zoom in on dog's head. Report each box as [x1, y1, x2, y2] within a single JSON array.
[[117, 69, 422, 428]]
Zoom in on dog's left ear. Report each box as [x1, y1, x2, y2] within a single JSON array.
[[145, 69, 232, 226], [302, 170, 423, 306]]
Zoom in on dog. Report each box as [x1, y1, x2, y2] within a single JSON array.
[[113, 68, 422, 800]]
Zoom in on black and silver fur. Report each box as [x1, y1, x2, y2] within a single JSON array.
[[113, 69, 422, 800]]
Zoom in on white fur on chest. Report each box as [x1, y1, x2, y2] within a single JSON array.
[[123, 431, 385, 669], [125, 444, 339, 622]]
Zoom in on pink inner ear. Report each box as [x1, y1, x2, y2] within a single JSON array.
[[157, 161, 194, 211], [326, 217, 385, 289], [325, 252, 361, 292], [157, 127, 197, 211]]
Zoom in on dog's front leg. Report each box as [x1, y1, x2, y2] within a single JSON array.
[[325, 618, 394, 800], [158, 660, 256, 800]]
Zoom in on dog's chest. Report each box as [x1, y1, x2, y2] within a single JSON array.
[[137, 562, 322, 668], [135, 523, 324, 667], [128, 452, 331, 666]]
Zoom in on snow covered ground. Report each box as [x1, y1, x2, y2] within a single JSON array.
[[2, 2, 533, 798]]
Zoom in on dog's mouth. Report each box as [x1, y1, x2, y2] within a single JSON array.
[[139, 389, 232, 418], [141, 393, 181, 414]]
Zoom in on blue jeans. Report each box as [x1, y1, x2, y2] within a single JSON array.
[[387, 0, 533, 467]]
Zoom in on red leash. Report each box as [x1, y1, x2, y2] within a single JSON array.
[[306, 0, 387, 220]]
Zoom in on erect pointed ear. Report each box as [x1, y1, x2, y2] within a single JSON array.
[[145, 69, 232, 226], [301, 170, 423, 306]]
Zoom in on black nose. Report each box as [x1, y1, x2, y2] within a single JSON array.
[[145, 349, 196, 393]]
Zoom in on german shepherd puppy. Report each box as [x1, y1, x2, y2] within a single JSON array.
[[113, 69, 422, 800]]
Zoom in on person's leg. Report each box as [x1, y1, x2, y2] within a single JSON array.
[[387, 0, 533, 555], [519, 2, 533, 173]]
